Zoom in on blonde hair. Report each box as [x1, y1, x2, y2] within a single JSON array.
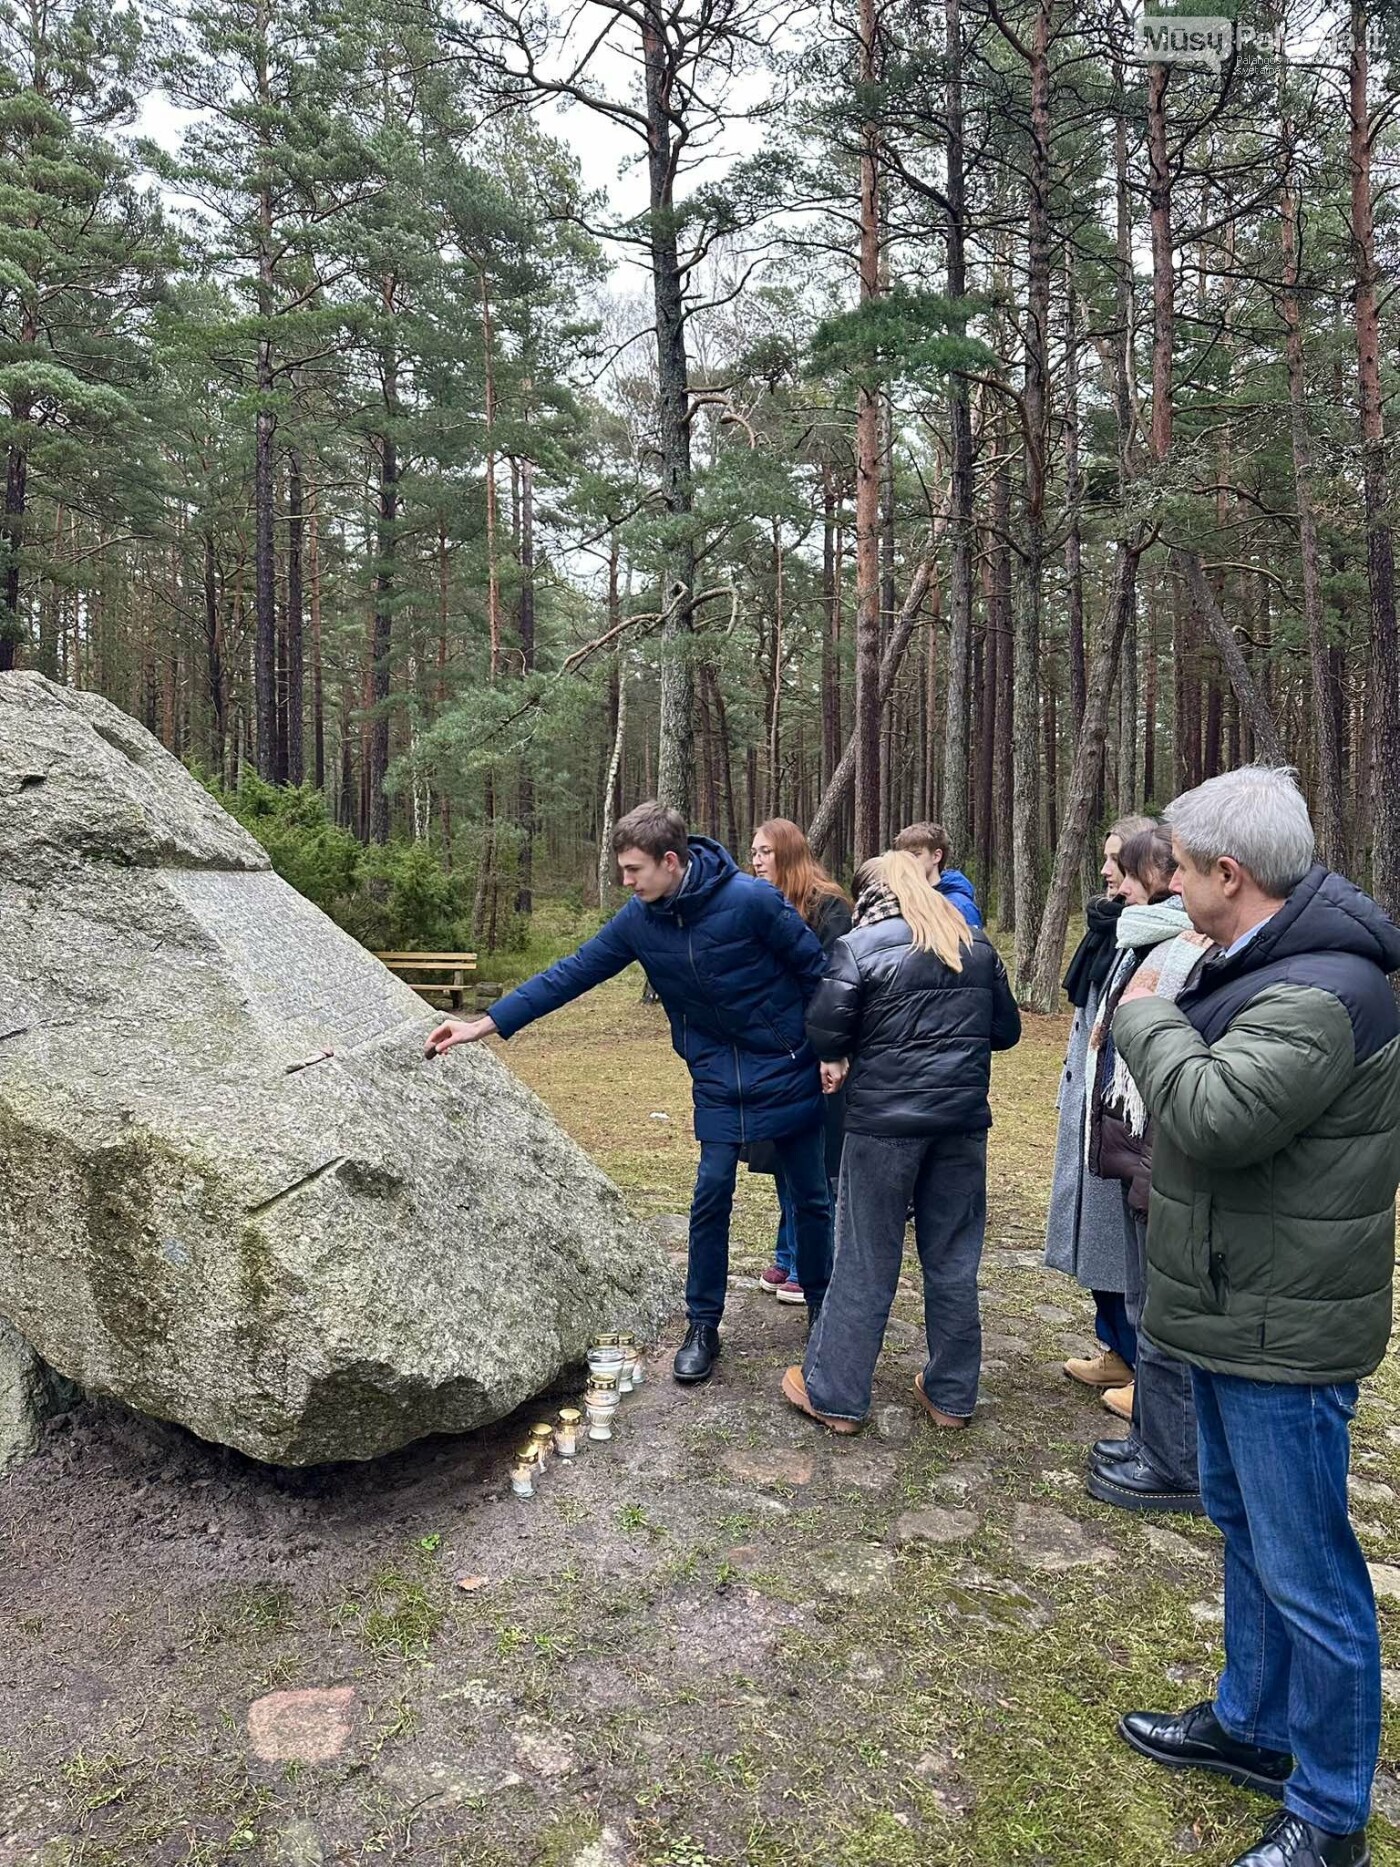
[[862, 850, 975, 971]]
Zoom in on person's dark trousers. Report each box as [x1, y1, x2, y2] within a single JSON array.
[[1093, 1288, 1137, 1367], [688, 1123, 831, 1325], [803, 1129, 987, 1423], [772, 1166, 840, 1284], [1194, 1367, 1380, 1835], [1121, 1200, 1198, 1488]]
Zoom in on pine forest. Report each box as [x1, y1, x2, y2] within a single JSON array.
[[3, 0, 1399, 1007]]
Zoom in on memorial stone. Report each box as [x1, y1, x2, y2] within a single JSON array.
[[0, 673, 675, 1464]]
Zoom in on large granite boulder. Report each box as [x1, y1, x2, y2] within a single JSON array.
[[0, 673, 675, 1464], [0, 1319, 73, 1473]]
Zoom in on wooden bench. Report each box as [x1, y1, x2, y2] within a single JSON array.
[[374, 951, 478, 1009]]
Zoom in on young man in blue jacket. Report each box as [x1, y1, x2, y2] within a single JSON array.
[[426, 802, 834, 1385], [894, 821, 984, 928]]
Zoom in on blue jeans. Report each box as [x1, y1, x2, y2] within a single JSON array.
[[688, 1125, 832, 1325], [1093, 1288, 1137, 1366], [804, 1129, 987, 1422], [773, 1172, 797, 1279], [773, 1169, 839, 1282], [1194, 1369, 1380, 1834]]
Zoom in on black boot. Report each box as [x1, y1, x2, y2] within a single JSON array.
[[673, 1322, 720, 1384], [1093, 1434, 1137, 1464], [1228, 1811, 1369, 1867], [1089, 1448, 1205, 1514], [1118, 1701, 1292, 1799]]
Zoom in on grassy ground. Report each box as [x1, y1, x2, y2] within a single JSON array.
[[2, 968, 1398, 1867]]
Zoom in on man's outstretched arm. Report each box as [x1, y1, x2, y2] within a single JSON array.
[[426, 913, 636, 1056]]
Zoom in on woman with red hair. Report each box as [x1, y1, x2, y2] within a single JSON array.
[[749, 819, 853, 1302]]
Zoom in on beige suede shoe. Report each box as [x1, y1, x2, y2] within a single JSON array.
[[1063, 1348, 1134, 1388], [1102, 1380, 1135, 1421], [781, 1366, 861, 1434]]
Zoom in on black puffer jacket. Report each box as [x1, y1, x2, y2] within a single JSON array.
[[805, 919, 1022, 1135]]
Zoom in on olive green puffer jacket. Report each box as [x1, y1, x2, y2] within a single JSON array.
[[1113, 866, 1400, 1384]]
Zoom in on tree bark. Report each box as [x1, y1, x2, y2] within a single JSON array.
[[309, 470, 324, 792], [516, 453, 536, 913], [598, 658, 627, 907], [643, 2, 697, 816], [252, 0, 278, 777], [1280, 116, 1345, 868], [286, 448, 305, 786], [367, 345, 399, 843], [939, 0, 974, 855], [1063, 269, 1086, 733], [853, 0, 883, 861], [811, 554, 935, 856], [1011, 0, 1052, 986], [203, 527, 225, 772], [1349, 0, 1400, 915], [1025, 538, 1146, 1009], [1173, 549, 1285, 764]]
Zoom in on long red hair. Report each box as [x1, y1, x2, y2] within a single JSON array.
[[755, 819, 850, 927]]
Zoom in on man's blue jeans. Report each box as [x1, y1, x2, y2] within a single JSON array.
[[1194, 1368, 1380, 1835], [688, 1124, 832, 1324]]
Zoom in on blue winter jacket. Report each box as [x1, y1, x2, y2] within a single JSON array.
[[489, 836, 828, 1144], [939, 867, 984, 929]]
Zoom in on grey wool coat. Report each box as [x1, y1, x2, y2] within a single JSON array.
[[1043, 981, 1132, 1293]]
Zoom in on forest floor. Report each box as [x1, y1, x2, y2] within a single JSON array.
[[2, 970, 1400, 1867]]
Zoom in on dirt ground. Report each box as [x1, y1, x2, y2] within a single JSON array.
[[2, 971, 1398, 1867]]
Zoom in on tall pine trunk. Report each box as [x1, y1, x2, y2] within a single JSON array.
[[853, 0, 883, 861], [643, 3, 697, 815], [940, 0, 974, 855], [367, 338, 399, 844], [1349, 0, 1400, 914], [516, 454, 536, 914], [286, 448, 305, 786]]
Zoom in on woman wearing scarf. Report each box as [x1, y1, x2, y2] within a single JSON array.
[[779, 851, 1021, 1433], [1083, 823, 1214, 1514], [1045, 815, 1155, 1390]]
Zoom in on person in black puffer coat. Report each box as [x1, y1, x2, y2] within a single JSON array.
[[781, 851, 1021, 1434]]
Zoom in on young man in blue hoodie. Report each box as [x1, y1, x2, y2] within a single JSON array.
[[426, 802, 834, 1385], [894, 821, 984, 928]]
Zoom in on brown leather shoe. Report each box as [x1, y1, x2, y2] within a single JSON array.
[[781, 1366, 861, 1434], [1102, 1380, 1135, 1421], [914, 1372, 970, 1430], [1063, 1348, 1134, 1388]]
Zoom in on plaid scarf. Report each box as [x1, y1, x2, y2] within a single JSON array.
[[853, 880, 904, 930]]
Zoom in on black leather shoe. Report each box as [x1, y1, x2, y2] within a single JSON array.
[[1093, 1434, 1137, 1464], [1227, 1811, 1369, 1866], [1118, 1701, 1292, 1799], [1089, 1449, 1205, 1514], [673, 1322, 720, 1383]]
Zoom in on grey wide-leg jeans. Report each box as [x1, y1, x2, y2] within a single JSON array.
[[804, 1129, 988, 1423]]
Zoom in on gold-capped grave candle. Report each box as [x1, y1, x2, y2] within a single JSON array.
[[618, 1332, 640, 1389], [555, 1408, 581, 1459], [510, 1443, 539, 1497], [586, 1344, 627, 1387], [585, 1382, 619, 1441], [530, 1422, 554, 1463]]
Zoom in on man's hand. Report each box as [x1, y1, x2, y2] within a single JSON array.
[[1119, 969, 1160, 1006], [1120, 931, 1213, 1007], [425, 1015, 497, 1058], [820, 1059, 849, 1095]]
